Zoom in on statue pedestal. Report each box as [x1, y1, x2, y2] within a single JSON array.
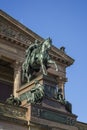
[[17, 73, 71, 113], [17, 74, 57, 106], [15, 74, 78, 130], [26, 103, 77, 130]]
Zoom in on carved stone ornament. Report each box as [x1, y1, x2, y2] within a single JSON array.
[[6, 94, 21, 106], [31, 105, 76, 126], [0, 102, 27, 120], [0, 20, 30, 45]]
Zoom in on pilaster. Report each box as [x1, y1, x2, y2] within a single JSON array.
[[57, 77, 67, 99], [13, 61, 22, 97]]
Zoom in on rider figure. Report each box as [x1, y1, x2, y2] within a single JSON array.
[[25, 39, 39, 64]]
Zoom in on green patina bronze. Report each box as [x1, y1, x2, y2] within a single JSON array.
[[57, 88, 64, 103], [27, 80, 44, 104], [6, 94, 21, 106], [57, 88, 72, 113], [22, 38, 58, 83]]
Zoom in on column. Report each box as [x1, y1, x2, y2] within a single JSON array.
[[13, 61, 22, 97], [57, 77, 66, 99]]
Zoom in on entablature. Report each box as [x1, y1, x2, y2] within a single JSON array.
[[0, 10, 43, 47], [0, 9, 74, 67]]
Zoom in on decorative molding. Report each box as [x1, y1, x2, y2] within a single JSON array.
[[0, 10, 74, 67], [0, 10, 44, 42], [51, 45, 74, 66], [0, 42, 17, 53], [0, 20, 31, 46], [76, 122, 87, 130], [31, 105, 76, 126], [0, 102, 27, 120]]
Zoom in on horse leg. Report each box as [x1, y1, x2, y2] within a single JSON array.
[[27, 67, 32, 82], [48, 59, 58, 71], [40, 60, 47, 75], [25, 71, 30, 83], [27, 74, 31, 82], [22, 69, 25, 82]]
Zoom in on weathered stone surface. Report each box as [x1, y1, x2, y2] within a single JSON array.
[[0, 120, 28, 130], [0, 102, 27, 120]]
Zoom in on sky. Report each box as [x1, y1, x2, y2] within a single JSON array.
[[0, 0, 87, 123]]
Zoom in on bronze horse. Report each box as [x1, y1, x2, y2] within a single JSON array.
[[22, 38, 58, 82]]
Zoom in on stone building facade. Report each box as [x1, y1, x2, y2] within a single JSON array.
[[0, 10, 87, 130]]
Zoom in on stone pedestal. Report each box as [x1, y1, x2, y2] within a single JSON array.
[[0, 102, 78, 130], [27, 103, 78, 130], [15, 74, 78, 130], [17, 74, 57, 106]]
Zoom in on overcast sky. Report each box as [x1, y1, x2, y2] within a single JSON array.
[[0, 0, 87, 123]]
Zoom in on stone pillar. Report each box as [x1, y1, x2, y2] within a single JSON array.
[[58, 81, 64, 99], [57, 77, 67, 99], [13, 61, 22, 97]]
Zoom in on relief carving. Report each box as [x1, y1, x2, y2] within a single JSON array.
[[0, 103, 26, 119], [0, 19, 30, 45]]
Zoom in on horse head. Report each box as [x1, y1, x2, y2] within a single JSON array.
[[42, 37, 52, 51]]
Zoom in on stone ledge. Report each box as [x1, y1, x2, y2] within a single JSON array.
[[0, 102, 27, 121]]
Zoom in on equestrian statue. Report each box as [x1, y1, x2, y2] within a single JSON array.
[[22, 38, 58, 83]]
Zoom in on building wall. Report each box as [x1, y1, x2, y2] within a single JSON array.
[[0, 120, 28, 130]]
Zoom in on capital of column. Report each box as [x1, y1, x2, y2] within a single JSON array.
[[14, 61, 22, 71]]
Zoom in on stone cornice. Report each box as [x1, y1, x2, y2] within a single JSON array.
[[0, 10, 44, 42], [76, 121, 87, 129], [0, 10, 74, 67], [51, 45, 74, 66], [0, 102, 28, 125]]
